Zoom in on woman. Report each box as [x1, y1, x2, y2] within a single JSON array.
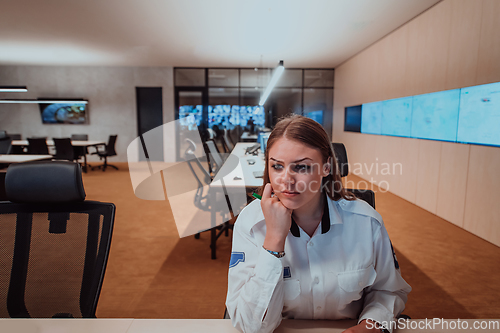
[[226, 114, 411, 333]]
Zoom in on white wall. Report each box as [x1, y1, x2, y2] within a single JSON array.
[[333, 0, 500, 246], [0, 65, 174, 162]]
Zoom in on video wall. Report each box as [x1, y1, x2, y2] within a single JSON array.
[[179, 105, 266, 130], [345, 81, 500, 147]]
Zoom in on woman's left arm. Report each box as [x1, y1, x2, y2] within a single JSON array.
[[356, 221, 412, 333]]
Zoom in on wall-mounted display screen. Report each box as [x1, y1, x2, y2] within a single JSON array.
[[361, 102, 382, 134], [381, 97, 412, 137], [346, 81, 500, 147], [306, 110, 324, 126], [457, 82, 500, 146], [411, 89, 460, 142], [39, 101, 88, 124], [344, 106, 361, 132]]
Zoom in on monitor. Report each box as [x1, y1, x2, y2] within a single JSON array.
[[39, 99, 88, 124]]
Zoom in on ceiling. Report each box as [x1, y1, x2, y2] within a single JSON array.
[[0, 0, 440, 68]]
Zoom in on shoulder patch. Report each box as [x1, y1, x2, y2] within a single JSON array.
[[229, 252, 245, 268]]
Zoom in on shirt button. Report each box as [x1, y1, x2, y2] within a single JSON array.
[[308, 242, 314, 247], [313, 277, 319, 284]]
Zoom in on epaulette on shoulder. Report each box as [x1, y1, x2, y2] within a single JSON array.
[[337, 198, 384, 226]]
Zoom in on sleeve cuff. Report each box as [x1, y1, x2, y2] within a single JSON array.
[[253, 246, 283, 282], [359, 306, 395, 333]]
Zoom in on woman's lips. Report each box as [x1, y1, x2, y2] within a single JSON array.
[[280, 191, 300, 198]]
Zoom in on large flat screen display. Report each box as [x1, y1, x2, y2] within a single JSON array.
[[411, 89, 460, 142], [381, 96, 412, 137], [457, 82, 500, 146], [361, 101, 383, 135], [39, 101, 88, 124]]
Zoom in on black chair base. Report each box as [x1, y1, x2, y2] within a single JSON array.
[[91, 163, 119, 171]]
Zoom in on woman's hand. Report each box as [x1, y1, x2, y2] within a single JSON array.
[[261, 183, 293, 252], [342, 320, 383, 333]]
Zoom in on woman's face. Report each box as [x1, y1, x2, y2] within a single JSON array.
[[267, 137, 330, 210]]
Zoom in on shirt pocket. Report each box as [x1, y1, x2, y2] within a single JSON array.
[[283, 279, 301, 312], [337, 265, 377, 310]]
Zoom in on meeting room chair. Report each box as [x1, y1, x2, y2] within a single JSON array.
[[91, 135, 118, 171], [185, 139, 234, 259], [27, 138, 49, 155], [53, 138, 77, 162], [0, 160, 115, 318], [0, 136, 12, 155]]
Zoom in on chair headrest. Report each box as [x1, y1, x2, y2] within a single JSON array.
[[5, 161, 86, 203], [331, 142, 349, 177]]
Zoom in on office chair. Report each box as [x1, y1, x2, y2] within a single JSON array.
[[0, 161, 115, 318], [332, 142, 375, 209], [185, 139, 234, 259], [0, 136, 12, 155], [27, 138, 49, 155], [0, 131, 6, 139], [53, 138, 77, 162], [222, 129, 234, 153], [205, 140, 224, 175], [91, 135, 118, 171]]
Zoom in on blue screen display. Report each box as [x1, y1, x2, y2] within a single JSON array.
[[381, 97, 412, 137], [457, 82, 500, 146], [361, 102, 383, 135], [411, 89, 460, 142], [305, 110, 323, 125]]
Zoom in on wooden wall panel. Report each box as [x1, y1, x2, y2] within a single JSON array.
[[405, 0, 452, 96], [445, 0, 482, 90], [415, 140, 442, 214], [476, 0, 500, 85], [463, 145, 500, 246], [333, 0, 500, 245], [436, 142, 470, 227]]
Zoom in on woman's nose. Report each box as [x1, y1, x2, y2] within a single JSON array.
[[283, 168, 295, 186]]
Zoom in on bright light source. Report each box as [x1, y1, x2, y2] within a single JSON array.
[[0, 86, 28, 93], [0, 100, 88, 104], [259, 60, 284, 106]]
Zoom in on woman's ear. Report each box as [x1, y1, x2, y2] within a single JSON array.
[[323, 159, 331, 177]]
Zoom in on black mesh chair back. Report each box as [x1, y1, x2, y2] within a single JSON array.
[[71, 134, 88, 141], [27, 138, 49, 155], [0, 131, 6, 139], [53, 138, 75, 161], [0, 137, 12, 154], [0, 161, 115, 318]]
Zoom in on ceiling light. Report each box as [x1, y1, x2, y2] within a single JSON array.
[[0, 99, 88, 104], [259, 60, 284, 106], [0, 86, 28, 93]]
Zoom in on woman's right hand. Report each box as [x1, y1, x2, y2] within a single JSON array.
[[261, 183, 293, 252]]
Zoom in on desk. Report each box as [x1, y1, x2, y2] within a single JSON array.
[[0, 319, 497, 332], [12, 140, 105, 172], [240, 131, 258, 142], [0, 154, 53, 164]]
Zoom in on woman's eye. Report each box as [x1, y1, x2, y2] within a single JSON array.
[[294, 164, 311, 172], [271, 164, 283, 171]]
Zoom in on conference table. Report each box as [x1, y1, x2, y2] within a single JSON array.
[[11, 139, 106, 172], [1, 318, 497, 332]]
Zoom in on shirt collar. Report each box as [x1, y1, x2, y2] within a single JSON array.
[[290, 193, 334, 238]]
